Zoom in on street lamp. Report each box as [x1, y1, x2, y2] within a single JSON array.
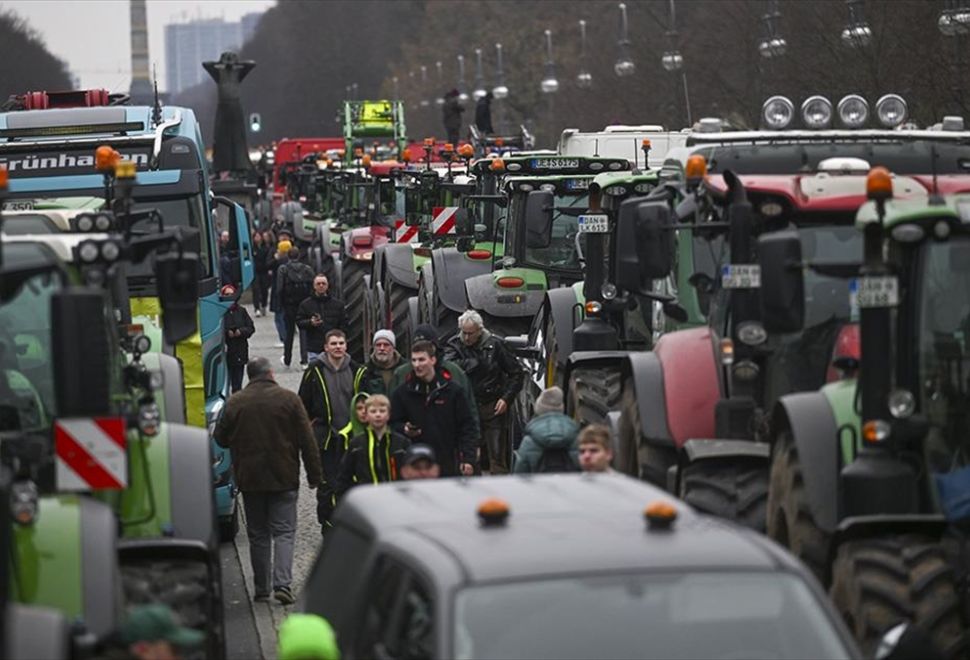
[[841, 0, 872, 47], [662, 0, 691, 127], [541, 29, 559, 94], [758, 1, 787, 58], [420, 66, 430, 107], [435, 61, 445, 106], [614, 3, 635, 77], [577, 20, 593, 88], [492, 43, 509, 99], [457, 54, 469, 104], [473, 48, 487, 101]]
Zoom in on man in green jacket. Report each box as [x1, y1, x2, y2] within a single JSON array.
[[354, 329, 404, 396]]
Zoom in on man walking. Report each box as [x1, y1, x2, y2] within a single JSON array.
[[296, 274, 346, 363], [444, 310, 524, 475], [278, 246, 315, 368], [390, 340, 477, 477], [442, 89, 464, 146], [298, 329, 358, 531], [222, 284, 255, 393], [214, 357, 320, 605], [354, 329, 403, 396]]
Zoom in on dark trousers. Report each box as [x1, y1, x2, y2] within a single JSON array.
[[253, 274, 268, 311], [282, 307, 307, 366], [242, 490, 298, 594], [479, 401, 511, 475], [315, 424, 344, 530], [229, 363, 245, 393]]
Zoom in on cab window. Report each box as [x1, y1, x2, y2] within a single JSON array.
[[356, 556, 435, 660]]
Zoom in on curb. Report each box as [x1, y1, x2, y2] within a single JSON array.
[[234, 503, 280, 660]]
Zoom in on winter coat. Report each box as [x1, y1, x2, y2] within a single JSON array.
[[389, 358, 480, 440], [444, 330, 524, 405], [298, 355, 358, 449], [513, 413, 581, 474], [268, 255, 284, 312], [334, 427, 410, 498], [278, 260, 316, 310], [475, 97, 493, 134], [296, 293, 347, 354], [214, 378, 321, 491], [223, 304, 255, 366], [442, 97, 464, 131], [354, 352, 404, 396], [390, 368, 477, 476]]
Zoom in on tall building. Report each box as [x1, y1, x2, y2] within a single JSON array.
[[165, 15, 262, 95]]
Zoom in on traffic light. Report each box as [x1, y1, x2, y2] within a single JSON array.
[[249, 112, 261, 133]]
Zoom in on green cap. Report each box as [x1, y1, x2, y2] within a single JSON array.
[[278, 614, 340, 660], [120, 604, 205, 648]]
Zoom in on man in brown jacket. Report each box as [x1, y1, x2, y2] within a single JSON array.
[[214, 357, 321, 605]]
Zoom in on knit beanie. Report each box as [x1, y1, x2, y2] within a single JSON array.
[[372, 329, 396, 347], [534, 386, 564, 416]]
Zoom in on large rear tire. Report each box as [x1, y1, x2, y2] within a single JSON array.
[[766, 431, 831, 583], [679, 459, 768, 532], [386, 278, 416, 358], [830, 536, 967, 658], [567, 367, 636, 474], [122, 558, 224, 660], [341, 259, 369, 363]]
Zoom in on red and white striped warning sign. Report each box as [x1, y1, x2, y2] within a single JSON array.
[[431, 207, 459, 236], [394, 218, 420, 244], [55, 417, 128, 491]]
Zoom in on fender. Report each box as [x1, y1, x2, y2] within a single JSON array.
[[653, 327, 722, 448], [772, 391, 841, 531], [343, 226, 391, 261], [465, 270, 546, 319], [430, 246, 494, 313], [833, 514, 947, 554], [167, 423, 218, 549], [381, 242, 419, 289], [140, 352, 186, 425], [13, 496, 121, 641], [681, 438, 770, 463], [565, 351, 673, 447], [544, 285, 582, 376]]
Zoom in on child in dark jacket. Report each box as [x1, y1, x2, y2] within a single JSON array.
[[335, 394, 410, 498]]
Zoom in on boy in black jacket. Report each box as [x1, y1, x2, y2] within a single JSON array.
[[334, 394, 409, 498]]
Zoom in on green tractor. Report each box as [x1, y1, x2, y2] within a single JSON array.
[[0, 168, 224, 658], [760, 170, 970, 655]]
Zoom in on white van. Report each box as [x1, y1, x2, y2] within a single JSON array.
[[558, 125, 689, 169]]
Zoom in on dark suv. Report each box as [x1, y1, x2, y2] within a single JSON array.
[[301, 473, 862, 659]]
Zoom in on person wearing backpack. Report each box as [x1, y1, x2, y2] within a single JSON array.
[[278, 246, 315, 368], [513, 387, 580, 474]]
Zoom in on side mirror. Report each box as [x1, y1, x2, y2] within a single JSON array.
[[454, 208, 474, 235], [616, 200, 673, 294], [758, 230, 804, 334], [155, 253, 201, 344], [233, 203, 254, 291], [52, 289, 111, 416], [524, 191, 553, 249]]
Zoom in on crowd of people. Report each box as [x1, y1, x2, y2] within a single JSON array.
[[214, 222, 618, 612]]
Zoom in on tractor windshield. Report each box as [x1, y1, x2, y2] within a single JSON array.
[[524, 192, 589, 270], [0, 267, 61, 433], [918, 236, 970, 473]]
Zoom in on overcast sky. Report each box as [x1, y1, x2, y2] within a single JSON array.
[[0, 0, 276, 92]]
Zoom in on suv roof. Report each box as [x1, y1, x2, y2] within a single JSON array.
[[334, 474, 799, 582]]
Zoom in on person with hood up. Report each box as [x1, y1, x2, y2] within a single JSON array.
[[388, 323, 480, 440], [475, 91, 494, 135], [442, 89, 464, 146], [514, 386, 580, 473], [354, 329, 403, 396], [298, 329, 359, 531], [222, 284, 256, 393]]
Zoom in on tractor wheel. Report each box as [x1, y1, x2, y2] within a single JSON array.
[[122, 558, 224, 660], [567, 367, 634, 473], [542, 307, 562, 390], [218, 504, 239, 543], [767, 431, 831, 584], [831, 536, 967, 658], [341, 259, 370, 363], [386, 278, 416, 357], [431, 275, 459, 344], [678, 458, 768, 532]]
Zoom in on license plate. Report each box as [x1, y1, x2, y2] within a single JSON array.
[[565, 178, 589, 191], [2, 200, 34, 211], [850, 276, 898, 308], [530, 158, 578, 170], [578, 214, 609, 233], [721, 264, 761, 289]]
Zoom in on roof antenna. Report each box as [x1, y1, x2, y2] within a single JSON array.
[[593, 138, 599, 158], [929, 142, 944, 206], [151, 64, 162, 127], [631, 138, 642, 175]]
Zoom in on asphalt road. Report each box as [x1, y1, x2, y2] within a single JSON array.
[[221, 309, 325, 660]]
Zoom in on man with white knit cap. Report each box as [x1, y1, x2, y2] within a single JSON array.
[[514, 386, 581, 473], [354, 329, 403, 396]]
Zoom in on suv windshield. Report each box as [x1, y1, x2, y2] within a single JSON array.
[[918, 236, 970, 474], [454, 571, 849, 659], [523, 192, 588, 270], [0, 268, 60, 433]]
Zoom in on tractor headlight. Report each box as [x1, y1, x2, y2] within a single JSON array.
[[100, 240, 121, 262], [876, 94, 908, 128], [762, 96, 794, 129], [801, 96, 833, 129], [10, 480, 38, 526], [601, 282, 618, 300], [78, 241, 100, 263], [75, 214, 96, 232], [837, 94, 869, 128], [888, 389, 916, 419], [94, 213, 113, 232], [737, 321, 768, 346]]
